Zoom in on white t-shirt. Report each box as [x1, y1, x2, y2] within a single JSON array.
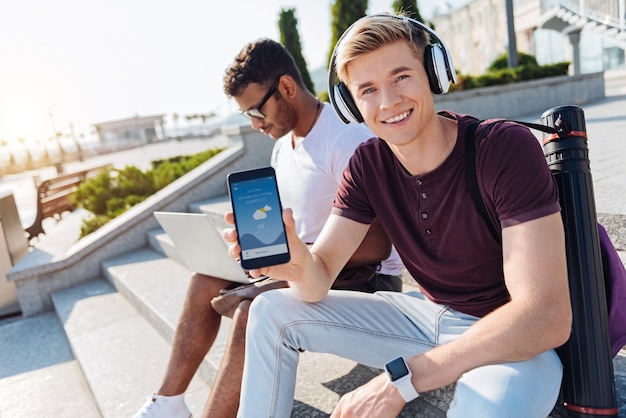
[[271, 103, 404, 276]]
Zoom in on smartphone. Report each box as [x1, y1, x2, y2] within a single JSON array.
[[227, 167, 290, 270]]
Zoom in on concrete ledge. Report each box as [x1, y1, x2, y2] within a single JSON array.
[[434, 72, 606, 120]]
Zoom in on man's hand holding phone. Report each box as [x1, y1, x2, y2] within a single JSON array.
[[227, 167, 292, 269], [223, 208, 312, 283]]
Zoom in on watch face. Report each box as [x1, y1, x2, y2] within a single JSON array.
[[385, 357, 409, 382]]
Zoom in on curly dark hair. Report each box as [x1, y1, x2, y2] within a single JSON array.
[[223, 38, 304, 97]]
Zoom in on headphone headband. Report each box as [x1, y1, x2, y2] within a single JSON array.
[[328, 14, 457, 124]]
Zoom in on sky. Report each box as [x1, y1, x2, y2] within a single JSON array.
[[0, 0, 468, 145]]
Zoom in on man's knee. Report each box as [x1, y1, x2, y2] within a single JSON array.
[[189, 272, 231, 297], [449, 354, 562, 418], [249, 290, 275, 318], [248, 289, 294, 331], [449, 390, 553, 418]]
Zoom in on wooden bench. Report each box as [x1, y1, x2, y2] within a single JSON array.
[[25, 164, 111, 240]]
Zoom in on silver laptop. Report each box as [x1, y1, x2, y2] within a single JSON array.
[[154, 211, 253, 284]]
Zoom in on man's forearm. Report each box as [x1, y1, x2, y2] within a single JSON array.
[[289, 254, 335, 302]]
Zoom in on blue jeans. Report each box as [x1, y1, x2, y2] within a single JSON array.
[[238, 289, 563, 418]]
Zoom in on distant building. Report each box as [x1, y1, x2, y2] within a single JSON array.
[[93, 114, 166, 151], [431, 0, 508, 76], [431, 0, 625, 76]]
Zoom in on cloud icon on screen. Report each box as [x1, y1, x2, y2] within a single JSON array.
[[253, 205, 272, 220]]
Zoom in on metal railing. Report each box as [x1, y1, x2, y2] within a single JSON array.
[[540, 0, 625, 33]]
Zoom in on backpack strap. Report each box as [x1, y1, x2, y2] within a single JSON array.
[[465, 119, 501, 241], [464, 117, 560, 242]]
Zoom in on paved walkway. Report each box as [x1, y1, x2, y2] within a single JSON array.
[[550, 93, 626, 217], [1, 75, 626, 417], [0, 135, 230, 228]]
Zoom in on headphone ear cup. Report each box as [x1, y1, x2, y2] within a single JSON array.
[[333, 82, 364, 124], [424, 44, 451, 94]]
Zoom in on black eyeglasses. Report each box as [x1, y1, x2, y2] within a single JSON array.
[[239, 77, 280, 120]]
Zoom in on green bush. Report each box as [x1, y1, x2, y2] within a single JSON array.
[[515, 64, 544, 81], [151, 148, 224, 189], [540, 62, 571, 77], [72, 170, 116, 215], [449, 52, 570, 92], [488, 52, 538, 71], [73, 146, 224, 237], [79, 214, 112, 238]]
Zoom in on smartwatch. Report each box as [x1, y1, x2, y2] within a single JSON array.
[[384, 356, 420, 403]]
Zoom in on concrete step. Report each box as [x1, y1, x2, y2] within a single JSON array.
[[191, 194, 231, 230], [0, 312, 101, 418], [50, 278, 210, 417], [146, 226, 185, 267], [101, 248, 233, 386]]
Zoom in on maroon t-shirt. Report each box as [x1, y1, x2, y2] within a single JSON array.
[[332, 113, 560, 317]]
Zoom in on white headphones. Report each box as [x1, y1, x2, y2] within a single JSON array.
[[328, 14, 457, 124]]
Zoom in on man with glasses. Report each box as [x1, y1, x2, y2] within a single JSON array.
[[133, 38, 404, 418]]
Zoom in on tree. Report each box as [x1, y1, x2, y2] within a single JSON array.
[[279, 8, 315, 94], [185, 113, 216, 136], [327, 0, 368, 66], [392, 0, 425, 23]]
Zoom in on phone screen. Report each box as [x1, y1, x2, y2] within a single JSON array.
[[227, 167, 290, 269]]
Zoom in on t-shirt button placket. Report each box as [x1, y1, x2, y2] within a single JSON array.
[[422, 212, 431, 235], [416, 178, 429, 235]]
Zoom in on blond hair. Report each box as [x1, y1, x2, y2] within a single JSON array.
[[335, 14, 430, 83]]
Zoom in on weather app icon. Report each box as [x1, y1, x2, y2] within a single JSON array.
[[253, 205, 272, 220]]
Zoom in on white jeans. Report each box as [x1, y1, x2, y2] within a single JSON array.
[[238, 289, 563, 418]]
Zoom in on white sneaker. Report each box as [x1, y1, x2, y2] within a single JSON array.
[[132, 394, 192, 418]]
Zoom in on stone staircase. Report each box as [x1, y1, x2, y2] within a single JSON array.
[[47, 197, 231, 417], [3, 125, 268, 416]]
